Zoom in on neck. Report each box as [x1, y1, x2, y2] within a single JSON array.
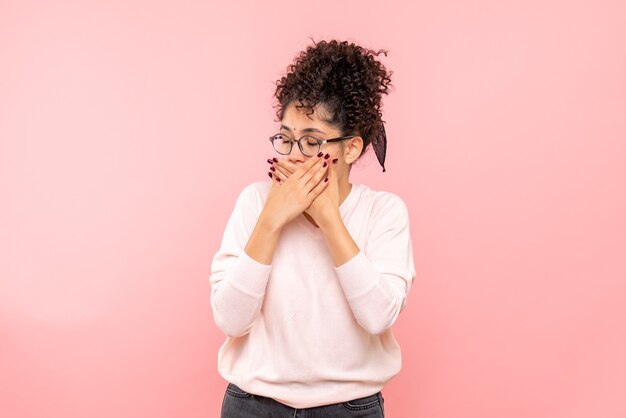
[[337, 174, 352, 207]]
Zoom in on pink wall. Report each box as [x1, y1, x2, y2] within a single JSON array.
[[1, 1, 625, 417]]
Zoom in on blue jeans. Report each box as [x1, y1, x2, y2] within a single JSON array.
[[220, 383, 385, 417]]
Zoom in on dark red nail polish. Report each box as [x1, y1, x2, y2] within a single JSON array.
[[324, 177, 328, 182], [317, 152, 323, 158], [323, 161, 327, 167], [268, 172, 272, 178], [332, 158, 338, 164], [276, 177, 281, 182], [272, 157, 278, 162], [270, 166, 276, 172], [324, 153, 330, 159], [267, 158, 273, 164]]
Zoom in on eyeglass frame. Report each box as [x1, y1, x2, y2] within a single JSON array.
[[268, 133, 356, 156]]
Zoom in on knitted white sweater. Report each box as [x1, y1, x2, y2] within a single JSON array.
[[210, 180, 415, 408]]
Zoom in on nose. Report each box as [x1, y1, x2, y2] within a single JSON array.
[[287, 142, 308, 163]]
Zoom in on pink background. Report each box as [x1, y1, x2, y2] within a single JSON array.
[[1, 1, 625, 417]]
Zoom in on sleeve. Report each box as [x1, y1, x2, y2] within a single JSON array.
[[209, 182, 273, 338], [334, 193, 416, 335]]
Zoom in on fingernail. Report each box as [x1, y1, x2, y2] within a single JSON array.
[[270, 166, 276, 172], [272, 157, 278, 162], [324, 177, 329, 182], [324, 153, 330, 159], [317, 152, 323, 158], [323, 161, 327, 167], [276, 177, 281, 182], [332, 158, 338, 164], [268, 172, 272, 179], [267, 158, 273, 164]]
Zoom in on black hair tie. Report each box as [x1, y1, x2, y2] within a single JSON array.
[[372, 122, 387, 172]]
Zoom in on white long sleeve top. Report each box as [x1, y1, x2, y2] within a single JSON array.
[[209, 180, 416, 408]]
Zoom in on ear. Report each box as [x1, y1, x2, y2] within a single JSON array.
[[343, 136, 363, 165]]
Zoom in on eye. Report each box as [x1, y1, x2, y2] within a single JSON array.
[[303, 136, 319, 146]]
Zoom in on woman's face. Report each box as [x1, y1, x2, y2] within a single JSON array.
[[278, 101, 345, 166]]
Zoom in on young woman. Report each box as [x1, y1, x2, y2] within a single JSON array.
[[210, 38, 416, 417]]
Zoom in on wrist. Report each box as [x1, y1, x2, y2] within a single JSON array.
[[258, 209, 285, 234], [317, 209, 342, 233]]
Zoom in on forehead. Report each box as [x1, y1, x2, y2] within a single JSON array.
[[281, 101, 335, 133]]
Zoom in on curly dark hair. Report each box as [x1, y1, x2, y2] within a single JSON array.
[[273, 37, 394, 171]]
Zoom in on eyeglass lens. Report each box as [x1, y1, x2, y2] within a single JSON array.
[[271, 134, 320, 156]]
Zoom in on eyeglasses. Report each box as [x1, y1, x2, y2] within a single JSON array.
[[269, 133, 356, 157]]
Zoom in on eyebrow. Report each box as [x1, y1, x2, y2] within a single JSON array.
[[280, 124, 326, 135]]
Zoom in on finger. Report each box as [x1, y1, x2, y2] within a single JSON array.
[[295, 152, 325, 179], [270, 161, 293, 178], [300, 157, 327, 190], [270, 166, 288, 183], [306, 167, 331, 202], [325, 157, 337, 182], [268, 171, 282, 184], [272, 159, 298, 175], [304, 157, 329, 190]]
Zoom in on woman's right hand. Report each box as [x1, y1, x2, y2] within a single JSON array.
[[261, 153, 330, 230]]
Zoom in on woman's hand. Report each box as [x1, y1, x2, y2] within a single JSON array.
[[303, 156, 341, 228], [266, 157, 299, 181], [267, 153, 338, 183], [268, 154, 340, 228], [261, 153, 329, 230]]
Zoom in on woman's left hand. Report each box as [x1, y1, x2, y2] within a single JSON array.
[[268, 155, 340, 228]]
